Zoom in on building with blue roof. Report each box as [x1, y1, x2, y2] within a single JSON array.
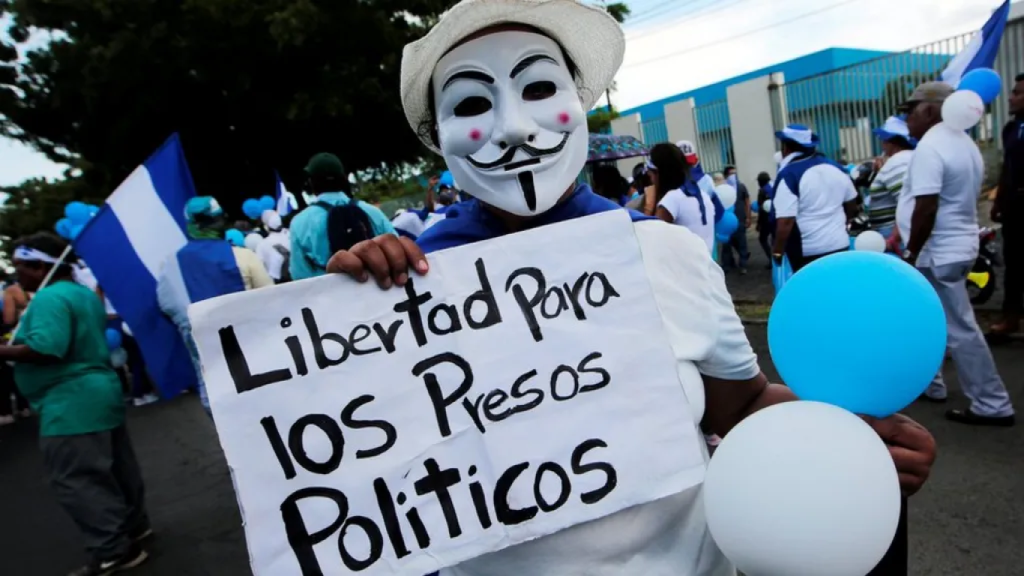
[[607, 46, 951, 167]]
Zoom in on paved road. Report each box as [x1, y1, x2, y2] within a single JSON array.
[[2, 327, 1022, 576]]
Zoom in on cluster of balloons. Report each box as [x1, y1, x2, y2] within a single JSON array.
[[703, 251, 947, 575], [943, 68, 1000, 131], [54, 201, 101, 241], [242, 196, 277, 220], [714, 182, 739, 243]]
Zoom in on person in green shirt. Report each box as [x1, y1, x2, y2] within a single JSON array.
[[0, 232, 150, 576]]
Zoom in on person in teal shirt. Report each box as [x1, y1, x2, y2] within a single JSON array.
[[289, 152, 396, 280], [0, 232, 150, 576]]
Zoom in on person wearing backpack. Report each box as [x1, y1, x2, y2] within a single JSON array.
[[255, 209, 292, 283], [289, 152, 396, 281]]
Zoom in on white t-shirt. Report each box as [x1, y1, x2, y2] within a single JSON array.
[[898, 123, 981, 268], [442, 221, 760, 576], [657, 188, 717, 253], [72, 264, 117, 315], [255, 230, 290, 281], [773, 153, 857, 257]]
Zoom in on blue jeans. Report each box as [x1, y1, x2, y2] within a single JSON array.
[[721, 227, 750, 270], [178, 322, 211, 417]]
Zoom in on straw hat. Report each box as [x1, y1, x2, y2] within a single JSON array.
[[400, 0, 625, 153]]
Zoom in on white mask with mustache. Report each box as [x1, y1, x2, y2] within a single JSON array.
[[431, 31, 588, 216]]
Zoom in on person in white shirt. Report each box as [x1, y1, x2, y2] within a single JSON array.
[[649, 143, 717, 252], [899, 81, 1014, 426], [320, 2, 936, 574], [255, 210, 291, 283], [867, 116, 916, 246], [771, 124, 859, 271]]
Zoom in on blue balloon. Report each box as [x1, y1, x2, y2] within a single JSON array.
[[751, 200, 759, 213], [65, 201, 91, 225], [225, 228, 245, 247], [55, 218, 73, 240], [439, 171, 455, 188], [242, 199, 262, 220], [259, 195, 275, 211], [715, 209, 739, 243], [86, 204, 100, 217], [767, 251, 946, 417], [959, 68, 1001, 104], [105, 328, 123, 350], [69, 223, 85, 240]]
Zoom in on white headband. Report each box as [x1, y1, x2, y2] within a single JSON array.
[[13, 246, 61, 265]]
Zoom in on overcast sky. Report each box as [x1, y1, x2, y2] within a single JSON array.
[[0, 0, 1005, 186]]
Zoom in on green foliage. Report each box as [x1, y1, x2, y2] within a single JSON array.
[[602, 2, 630, 23], [587, 106, 620, 134], [0, 176, 101, 256], [0, 0, 457, 216]]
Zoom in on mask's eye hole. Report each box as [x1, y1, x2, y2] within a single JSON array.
[[523, 81, 556, 101], [454, 96, 492, 117]]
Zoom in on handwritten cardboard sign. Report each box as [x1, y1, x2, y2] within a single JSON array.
[[190, 211, 704, 576]]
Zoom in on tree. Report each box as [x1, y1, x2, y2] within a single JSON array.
[[599, 2, 630, 110], [0, 176, 100, 255], [0, 0, 457, 216], [587, 106, 620, 134]]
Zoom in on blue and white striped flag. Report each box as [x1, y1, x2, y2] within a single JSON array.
[[275, 171, 297, 217], [941, 0, 1010, 87], [74, 134, 198, 398]]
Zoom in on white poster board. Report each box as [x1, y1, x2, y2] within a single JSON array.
[[190, 211, 704, 576]]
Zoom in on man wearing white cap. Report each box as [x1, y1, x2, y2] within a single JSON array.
[[868, 116, 916, 247], [325, 1, 934, 574], [771, 124, 859, 271]]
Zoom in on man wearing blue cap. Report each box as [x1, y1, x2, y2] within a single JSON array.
[[868, 116, 916, 248], [771, 124, 859, 271], [156, 196, 272, 414]]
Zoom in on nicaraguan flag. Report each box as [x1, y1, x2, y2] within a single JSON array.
[[275, 171, 297, 217], [74, 134, 198, 398], [941, 0, 1010, 87]]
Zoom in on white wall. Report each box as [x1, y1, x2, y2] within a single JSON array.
[[726, 75, 778, 190], [664, 98, 698, 149], [610, 113, 643, 177]]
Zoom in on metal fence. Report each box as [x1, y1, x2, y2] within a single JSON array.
[[640, 117, 669, 146], [776, 18, 1024, 164], [694, 99, 735, 173]]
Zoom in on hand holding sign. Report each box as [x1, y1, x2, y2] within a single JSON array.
[[190, 212, 703, 576], [326, 235, 428, 288]]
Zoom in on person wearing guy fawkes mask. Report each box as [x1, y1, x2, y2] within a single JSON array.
[[324, 1, 935, 573]]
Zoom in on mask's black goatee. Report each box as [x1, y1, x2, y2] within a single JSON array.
[[518, 171, 536, 211]]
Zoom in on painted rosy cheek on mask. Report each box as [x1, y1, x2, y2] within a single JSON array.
[[469, 128, 482, 141], [558, 112, 571, 125]]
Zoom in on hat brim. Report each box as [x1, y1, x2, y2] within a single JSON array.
[[873, 128, 901, 141], [774, 131, 819, 147], [400, 0, 625, 153]]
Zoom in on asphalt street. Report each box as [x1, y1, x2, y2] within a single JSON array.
[[1, 325, 1022, 576]]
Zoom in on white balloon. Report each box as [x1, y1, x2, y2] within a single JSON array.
[[244, 233, 263, 252], [941, 89, 984, 131], [110, 348, 129, 369], [703, 401, 900, 576], [715, 184, 737, 209], [854, 230, 887, 252], [762, 199, 772, 213]]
